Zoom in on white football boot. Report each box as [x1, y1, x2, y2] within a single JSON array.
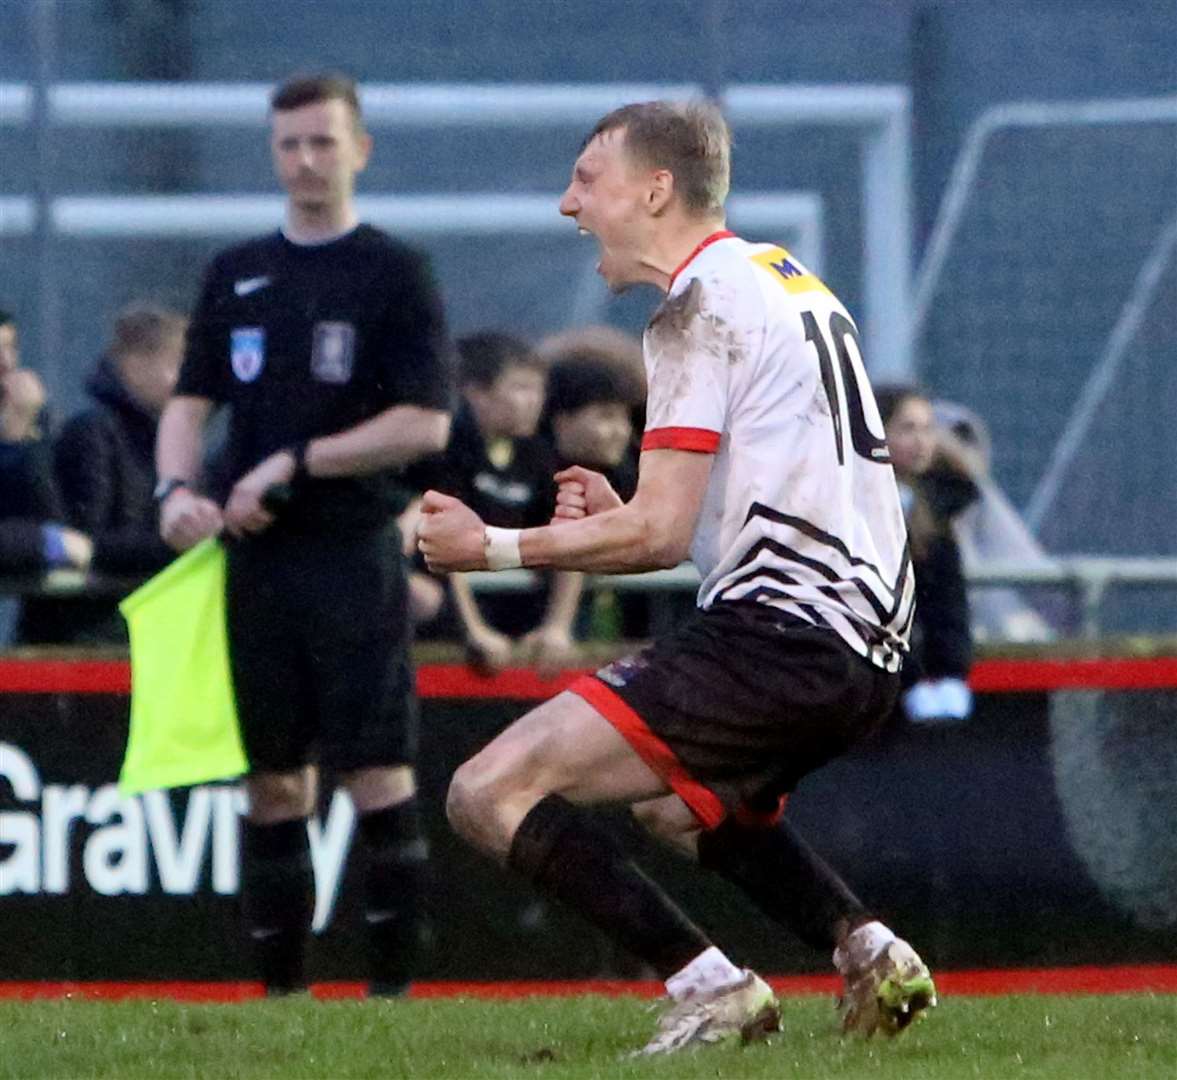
[[835, 932, 937, 1037], [634, 970, 781, 1056]]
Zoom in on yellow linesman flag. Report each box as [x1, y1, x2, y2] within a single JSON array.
[[118, 538, 247, 795]]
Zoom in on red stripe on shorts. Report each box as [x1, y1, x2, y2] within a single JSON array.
[[732, 794, 789, 827], [641, 427, 721, 453], [569, 674, 726, 829]]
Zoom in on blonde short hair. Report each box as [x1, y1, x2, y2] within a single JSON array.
[[585, 100, 731, 218]]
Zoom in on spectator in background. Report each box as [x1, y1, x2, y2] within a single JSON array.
[[0, 310, 18, 380], [876, 384, 979, 723], [19, 304, 183, 644], [931, 399, 1056, 642], [0, 309, 93, 580], [538, 325, 644, 501], [410, 331, 580, 675], [538, 326, 649, 642]]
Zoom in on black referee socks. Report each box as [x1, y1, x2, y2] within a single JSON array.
[[240, 818, 313, 995], [357, 799, 431, 996], [508, 793, 711, 979], [697, 816, 870, 952]]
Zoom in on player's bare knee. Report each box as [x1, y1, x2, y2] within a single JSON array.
[[446, 753, 533, 853], [445, 758, 491, 842]]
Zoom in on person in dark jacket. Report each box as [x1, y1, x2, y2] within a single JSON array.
[[0, 309, 93, 576], [876, 384, 980, 723], [57, 304, 184, 573], [18, 304, 182, 643]]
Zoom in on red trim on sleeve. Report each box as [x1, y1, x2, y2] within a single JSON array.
[[641, 427, 721, 453], [568, 674, 726, 830], [668, 229, 736, 289]]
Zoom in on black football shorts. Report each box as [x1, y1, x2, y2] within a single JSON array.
[[569, 601, 899, 829], [225, 523, 416, 773]]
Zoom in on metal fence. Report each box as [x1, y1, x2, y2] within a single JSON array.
[[0, 80, 913, 405], [911, 96, 1177, 557], [4, 557, 1175, 644]]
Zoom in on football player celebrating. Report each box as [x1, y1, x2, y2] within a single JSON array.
[[419, 100, 935, 1054]]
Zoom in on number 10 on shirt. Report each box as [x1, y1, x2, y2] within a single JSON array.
[[801, 309, 891, 468]]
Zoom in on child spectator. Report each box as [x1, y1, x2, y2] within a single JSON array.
[[538, 325, 645, 499], [409, 331, 578, 674]]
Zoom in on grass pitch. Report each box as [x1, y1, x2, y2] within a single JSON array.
[[1, 992, 1174, 1079]]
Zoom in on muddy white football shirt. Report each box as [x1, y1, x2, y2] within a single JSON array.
[[641, 231, 914, 672]]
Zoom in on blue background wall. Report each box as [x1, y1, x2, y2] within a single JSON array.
[[2, 0, 1174, 555]]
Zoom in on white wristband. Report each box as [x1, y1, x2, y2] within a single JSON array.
[[483, 526, 523, 571]]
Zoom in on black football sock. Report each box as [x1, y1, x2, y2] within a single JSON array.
[[697, 816, 870, 952], [240, 818, 313, 994], [507, 794, 710, 979], [358, 799, 431, 996]]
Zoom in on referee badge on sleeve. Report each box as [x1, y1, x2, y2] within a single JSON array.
[[230, 327, 265, 382], [311, 321, 356, 384]]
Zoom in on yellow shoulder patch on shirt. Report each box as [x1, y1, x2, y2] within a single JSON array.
[[751, 246, 831, 296]]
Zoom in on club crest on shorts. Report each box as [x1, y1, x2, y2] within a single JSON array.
[[311, 321, 356, 384], [595, 652, 650, 689], [230, 327, 265, 382]]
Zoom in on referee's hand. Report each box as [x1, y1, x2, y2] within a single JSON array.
[[224, 449, 296, 538], [160, 488, 224, 552]]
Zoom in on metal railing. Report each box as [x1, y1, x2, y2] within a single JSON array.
[[4, 556, 1174, 641], [0, 79, 912, 376], [467, 558, 1177, 638]]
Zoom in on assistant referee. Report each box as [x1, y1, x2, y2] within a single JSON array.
[[156, 73, 453, 995]]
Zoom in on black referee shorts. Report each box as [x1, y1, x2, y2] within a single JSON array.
[[569, 601, 899, 830], [225, 523, 416, 774]]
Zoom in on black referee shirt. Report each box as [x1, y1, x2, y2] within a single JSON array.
[[177, 225, 453, 532]]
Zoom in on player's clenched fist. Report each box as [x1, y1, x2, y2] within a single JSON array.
[[416, 489, 489, 572], [552, 465, 623, 524]]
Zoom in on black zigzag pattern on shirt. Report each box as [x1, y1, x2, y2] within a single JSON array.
[[728, 535, 902, 628], [744, 502, 911, 610], [716, 567, 886, 650]]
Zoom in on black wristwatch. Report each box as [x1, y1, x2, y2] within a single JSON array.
[[152, 477, 189, 504], [287, 440, 311, 485]]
